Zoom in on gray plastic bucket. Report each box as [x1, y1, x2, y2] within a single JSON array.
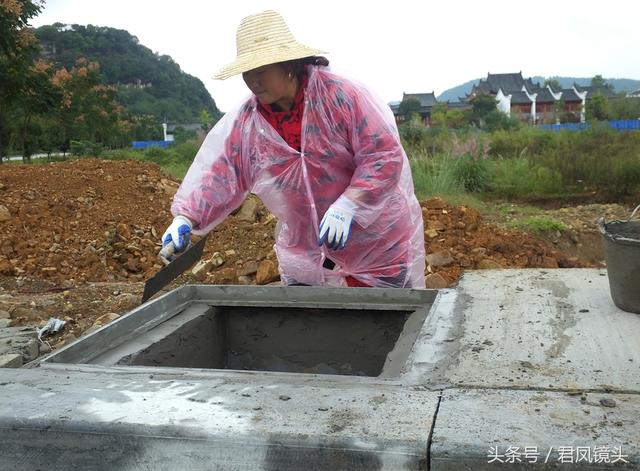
[[597, 204, 640, 314]]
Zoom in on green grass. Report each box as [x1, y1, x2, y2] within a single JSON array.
[[409, 151, 463, 199], [404, 125, 640, 200], [101, 140, 199, 179], [508, 216, 567, 234]]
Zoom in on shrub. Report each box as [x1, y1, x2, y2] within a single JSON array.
[[399, 117, 454, 157], [398, 114, 428, 149], [488, 157, 563, 198], [449, 133, 490, 193], [610, 158, 640, 197], [510, 217, 567, 234], [489, 127, 557, 159], [535, 128, 640, 192], [409, 152, 463, 198], [452, 154, 490, 192], [70, 140, 103, 157]]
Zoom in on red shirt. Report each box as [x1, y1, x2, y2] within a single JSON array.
[[257, 75, 308, 151]]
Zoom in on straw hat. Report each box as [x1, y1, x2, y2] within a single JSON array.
[[213, 10, 327, 80]]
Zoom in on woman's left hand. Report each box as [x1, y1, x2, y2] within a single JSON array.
[[318, 196, 357, 250]]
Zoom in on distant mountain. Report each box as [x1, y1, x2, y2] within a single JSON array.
[[437, 76, 640, 102], [436, 79, 482, 103], [35, 24, 222, 123]]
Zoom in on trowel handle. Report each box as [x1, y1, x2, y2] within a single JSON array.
[[159, 242, 177, 265], [159, 240, 193, 265]]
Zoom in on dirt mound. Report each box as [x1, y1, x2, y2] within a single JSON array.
[[0, 159, 595, 342], [0, 159, 177, 283], [0, 159, 584, 290], [420, 197, 582, 287]]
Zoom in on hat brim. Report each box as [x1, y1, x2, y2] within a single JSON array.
[[213, 43, 327, 80]]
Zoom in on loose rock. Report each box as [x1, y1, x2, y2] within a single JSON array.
[[256, 260, 280, 285], [425, 273, 449, 289], [0, 205, 10, 222]]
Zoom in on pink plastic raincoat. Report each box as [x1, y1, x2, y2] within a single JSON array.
[[171, 66, 425, 288]]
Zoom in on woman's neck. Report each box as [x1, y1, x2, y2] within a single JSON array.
[[274, 76, 300, 111]]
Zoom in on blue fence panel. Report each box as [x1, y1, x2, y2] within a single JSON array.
[[538, 120, 640, 132], [538, 123, 591, 132], [609, 119, 640, 130], [131, 140, 173, 149]]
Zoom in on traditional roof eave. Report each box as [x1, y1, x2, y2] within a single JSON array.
[[495, 88, 512, 114], [547, 85, 562, 101], [521, 85, 537, 102], [572, 86, 588, 101]]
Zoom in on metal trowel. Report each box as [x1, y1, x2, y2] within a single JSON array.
[[141, 234, 209, 303]]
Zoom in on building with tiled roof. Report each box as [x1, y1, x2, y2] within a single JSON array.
[[574, 84, 616, 99], [392, 73, 619, 125], [390, 92, 439, 125], [467, 72, 594, 123]]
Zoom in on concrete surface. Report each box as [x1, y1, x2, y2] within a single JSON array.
[[409, 268, 640, 469], [0, 269, 639, 469], [0, 352, 23, 367], [0, 367, 437, 470], [0, 325, 40, 366], [432, 388, 639, 470], [402, 268, 640, 392]]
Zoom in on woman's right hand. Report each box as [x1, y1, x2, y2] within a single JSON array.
[[161, 215, 193, 252]]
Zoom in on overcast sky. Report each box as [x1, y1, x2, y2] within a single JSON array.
[[32, 0, 640, 112]]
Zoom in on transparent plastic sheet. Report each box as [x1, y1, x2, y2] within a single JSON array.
[[172, 66, 425, 288]]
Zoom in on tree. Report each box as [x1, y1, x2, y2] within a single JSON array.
[[590, 74, 615, 92], [544, 78, 561, 90], [591, 75, 606, 87], [199, 109, 213, 132], [608, 96, 640, 120], [14, 59, 61, 161], [430, 103, 466, 129], [468, 94, 497, 127], [34, 23, 223, 123], [0, 0, 42, 56], [484, 109, 520, 132], [172, 126, 197, 144], [0, 0, 44, 161], [398, 98, 421, 121], [50, 59, 127, 150], [586, 91, 610, 121]]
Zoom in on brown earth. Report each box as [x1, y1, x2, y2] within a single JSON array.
[[0, 159, 630, 348]]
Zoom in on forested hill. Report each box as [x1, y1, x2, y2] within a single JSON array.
[[35, 23, 222, 123]]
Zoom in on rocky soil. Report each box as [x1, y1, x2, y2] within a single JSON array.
[[0, 159, 633, 362]]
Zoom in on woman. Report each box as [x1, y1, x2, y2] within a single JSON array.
[[162, 10, 425, 288]]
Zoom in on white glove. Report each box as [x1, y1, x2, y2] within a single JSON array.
[[318, 195, 357, 250], [161, 215, 193, 251]]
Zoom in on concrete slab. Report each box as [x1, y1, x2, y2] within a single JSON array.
[[431, 388, 640, 470], [0, 352, 22, 368], [403, 269, 640, 392], [0, 366, 437, 470], [3, 270, 639, 469]]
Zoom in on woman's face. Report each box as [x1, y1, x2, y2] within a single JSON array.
[[242, 64, 295, 108]]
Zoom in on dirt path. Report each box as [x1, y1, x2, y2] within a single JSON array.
[[0, 159, 631, 349]]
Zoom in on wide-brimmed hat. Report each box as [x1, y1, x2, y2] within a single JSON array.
[[213, 10, 327, 80]]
